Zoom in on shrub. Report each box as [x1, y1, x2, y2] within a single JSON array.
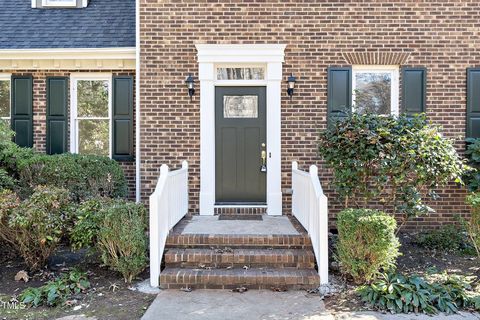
[[464, 138, 480, 192], [466, 193, 480, 257], [96, 200, 148, 283], [415, 224, 473, 253], [358, 272, 480, 314], [70, 197, 113, 250], [336, 209, 400, 283], [0, 189, 20, 247], [20, 269, 90, 307], [6, 186, 72, 270], [0, 168, 15, 191], [15, 153, 127, 201], [318, 113, 466, 228]]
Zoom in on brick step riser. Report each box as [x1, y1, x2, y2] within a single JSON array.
[[159, 283, 317, 290], [164, 250, 316, 269]]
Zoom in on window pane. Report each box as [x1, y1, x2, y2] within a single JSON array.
[[217, 67, 265, 80], [78, 119, 109, 156], [224, 96, 258, 118], [77, 80, 109, 117], [355, 72, 391, 115], [0, 80, 10, 118]]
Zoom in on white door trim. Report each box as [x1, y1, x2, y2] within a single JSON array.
[[196, 44, 286, 216]]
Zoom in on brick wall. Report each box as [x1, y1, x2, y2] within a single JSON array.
[[4, 70, 137, 200], [139, 0, 479, 229]]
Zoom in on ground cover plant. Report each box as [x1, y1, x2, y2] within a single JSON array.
[[358, 272, 480, 314], [318, 113, 466, 229]]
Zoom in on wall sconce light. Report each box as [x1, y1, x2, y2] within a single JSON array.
[[287, 74, 296, 99], [185, 74, 195, 101]]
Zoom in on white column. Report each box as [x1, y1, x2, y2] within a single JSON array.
[[266, 62, 283, 215], [199, 62, 215, 215]]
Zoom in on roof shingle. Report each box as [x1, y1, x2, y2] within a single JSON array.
[[0, 0, 135, 49]]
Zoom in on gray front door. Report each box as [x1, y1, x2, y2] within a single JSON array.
[[215, 86, 267, 204]]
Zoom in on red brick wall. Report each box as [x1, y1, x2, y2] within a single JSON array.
[[4, 70, 137, 200], [139, 0, 479, 229]]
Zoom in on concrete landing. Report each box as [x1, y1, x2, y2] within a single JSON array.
[[181, 215, 299, 235]]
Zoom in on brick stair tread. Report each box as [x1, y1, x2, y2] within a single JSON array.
[[164, 248, 315, 268], [159, 267, 320, 289], [166, 233, 312, 249]]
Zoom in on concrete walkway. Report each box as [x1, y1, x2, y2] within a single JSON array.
[[141, 290, 480, 320]]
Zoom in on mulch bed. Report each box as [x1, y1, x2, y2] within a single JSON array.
[[0, 244, 155, 320], [323, 233, 480, 312]]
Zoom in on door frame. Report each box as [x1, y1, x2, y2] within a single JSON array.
[[196, 44, 285, 216]]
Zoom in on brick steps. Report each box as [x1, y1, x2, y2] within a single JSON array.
[[159, 267, 319, 290], [166, 234, 312, 249], [164, 248, 315, 269]]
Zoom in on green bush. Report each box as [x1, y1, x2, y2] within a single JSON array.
[[0, 168, 15, 191], [13, 153, 127, 201], [336, 209, 400, 283], [3, 186, 72, 270], [70, 197, 113, 250], [415, 224, 473, 253], [466, 193, 480, 257], [318, 113, 466, 228], [20, 269, 90, 307], [464, 138, 480, 192], [96, 200, 148, 283], [358, 272, 480, 314]]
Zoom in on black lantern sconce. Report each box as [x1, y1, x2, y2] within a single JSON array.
[[287, 74, 296, 99], [185, 74, 195, 101]]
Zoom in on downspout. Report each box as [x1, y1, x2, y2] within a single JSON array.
[[135, 0, 141, 202]]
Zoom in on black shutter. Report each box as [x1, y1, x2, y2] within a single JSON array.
[[46, 77, 68, 155], [401, 67, 427, 115], [112, 76, 134, 161], [327, 67, 352, 127], [467, 68, 480, 139], [11, 75, 33, 148]]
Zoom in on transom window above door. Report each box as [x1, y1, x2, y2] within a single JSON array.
[[216, 66, 265, 80], [0, 75, 10, 126], [71, 75, 112, 157], [352, 66, 399, 115]]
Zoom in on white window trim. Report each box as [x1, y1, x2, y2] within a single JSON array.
[[42, 0, 77, 7], [70, 73, 113, 158], [352, 65, 399, 116], [196, 44, 286, 216], [0, 73, 11, 122]]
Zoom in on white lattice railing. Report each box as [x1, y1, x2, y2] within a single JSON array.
[[291, 161, 329, 285], [149, 161, 189, 287]]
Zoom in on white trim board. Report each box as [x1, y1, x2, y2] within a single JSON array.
[[0, 47, 135, 70], [196, 44, 286, 216]]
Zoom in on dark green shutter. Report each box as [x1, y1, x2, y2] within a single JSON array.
[[46, 77, 68, 155], [112, 76, 134, 161], [11, 76, 33, 148], [327, 67, 352, 126], [467, 68, 480, 139], [401, 67, 427, 115]]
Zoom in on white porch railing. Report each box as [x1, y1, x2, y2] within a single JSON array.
[[291, 161, 329, 285], [149, 161, 189, 287]]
